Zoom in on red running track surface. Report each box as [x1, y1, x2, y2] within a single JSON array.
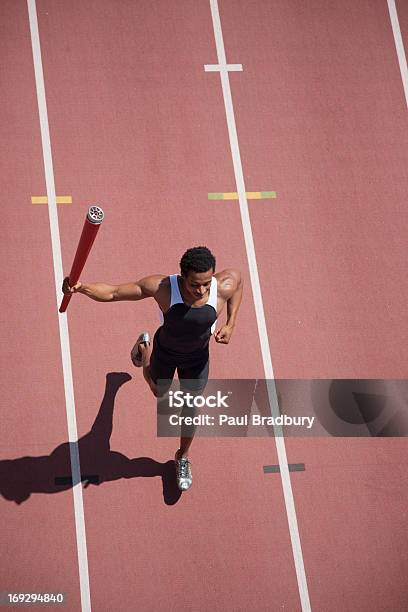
[[1, 1, 407, 610]]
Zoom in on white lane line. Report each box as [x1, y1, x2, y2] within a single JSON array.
[[207, 1, 311, 610], [387, 0, 408, 107], [27, 2, 91, 611]]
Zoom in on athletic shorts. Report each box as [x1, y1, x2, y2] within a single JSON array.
[[149, 329, 209, 394]]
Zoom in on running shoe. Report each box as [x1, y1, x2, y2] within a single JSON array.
[[130, 332, 150, 367], [175, 456, 193, 491]]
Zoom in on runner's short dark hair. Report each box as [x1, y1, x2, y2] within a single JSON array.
[[180, 246, 216, 276]]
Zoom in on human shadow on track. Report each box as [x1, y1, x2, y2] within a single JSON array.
[[0, 372, 182, 506]]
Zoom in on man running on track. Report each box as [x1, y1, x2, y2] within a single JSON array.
[[62, 246, 243, 491]]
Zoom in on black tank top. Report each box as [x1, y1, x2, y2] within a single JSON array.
[[157, 275, 218, 358]]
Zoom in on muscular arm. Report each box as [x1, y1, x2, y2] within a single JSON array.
[[225, 270, 243, 328], [63, 275, 165, 302], [214, 269, 243, 343]]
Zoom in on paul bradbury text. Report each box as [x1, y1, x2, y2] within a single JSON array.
[[168, 414, 315, 428]]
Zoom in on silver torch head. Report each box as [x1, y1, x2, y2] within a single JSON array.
[[87, 205, 105, 225]]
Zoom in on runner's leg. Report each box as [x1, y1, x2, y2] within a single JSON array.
[[138, 341, 159, 396], [147, 334, 176, 398], [176, 356, 209, 457]]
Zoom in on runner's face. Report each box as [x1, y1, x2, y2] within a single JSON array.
[[183, 269, 213, 299]]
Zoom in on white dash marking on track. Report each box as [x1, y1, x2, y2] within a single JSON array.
[[204, 63, 243, 71], [207, 1, 311, 611], [27, 2, 91, 611], [387, 0, 408, 108]]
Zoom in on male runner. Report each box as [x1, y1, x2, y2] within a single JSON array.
[[62, 246, 243, 491]]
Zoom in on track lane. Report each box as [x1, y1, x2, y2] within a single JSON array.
[[218, 0, 408, 609], [0, 1, 82, 607], [34, 0, 302, 610]]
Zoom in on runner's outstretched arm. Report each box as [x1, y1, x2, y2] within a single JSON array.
[[62, 275, 165, 302]]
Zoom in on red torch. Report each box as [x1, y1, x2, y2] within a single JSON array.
[[59, 205, 105, 313]]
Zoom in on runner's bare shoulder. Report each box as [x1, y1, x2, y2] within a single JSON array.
[[137, 274, 168, 298], [214, 269, 242, 300]]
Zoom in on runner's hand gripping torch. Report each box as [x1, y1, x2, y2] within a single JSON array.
[[59, 205, 105, 313]]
